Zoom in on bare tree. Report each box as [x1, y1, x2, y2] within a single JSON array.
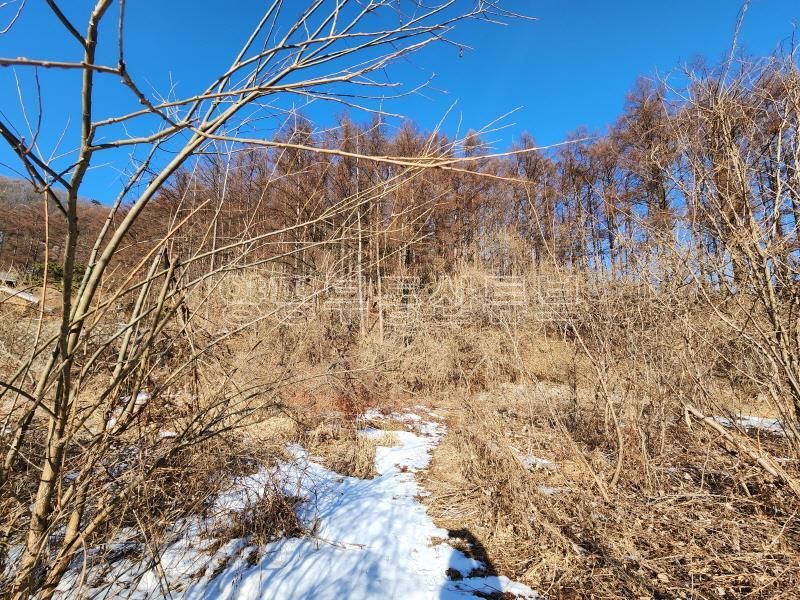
[[0, 2, 527, 596]]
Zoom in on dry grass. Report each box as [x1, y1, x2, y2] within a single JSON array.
[[423, 383, 800, 599], [4, 264, 800, 597], [0, 419, 299, 595], [217, 492, 305, 547], [302, 416, 399, 479]]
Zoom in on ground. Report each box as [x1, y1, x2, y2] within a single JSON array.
[[54, 407, 538, 600]]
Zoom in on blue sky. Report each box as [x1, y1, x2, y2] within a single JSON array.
[[400, 0, 798, 145], [0, 1, 798, 201]]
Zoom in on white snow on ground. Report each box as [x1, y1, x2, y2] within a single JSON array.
[[56, 412, 539, 599], [516, 454, 558, 471], [0, 285, 38, 303], [713, 414, 791, 436], [735, 415, 786, 434]]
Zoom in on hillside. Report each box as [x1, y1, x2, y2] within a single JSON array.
[[0, 176, 107, 272], [1, 2, 799, 599]]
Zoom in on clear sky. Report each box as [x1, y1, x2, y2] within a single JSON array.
[[0, 1, 798, 201]]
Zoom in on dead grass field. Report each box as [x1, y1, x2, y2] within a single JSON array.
[[3, 267, 800, 599], [423, 381, 800, 599]]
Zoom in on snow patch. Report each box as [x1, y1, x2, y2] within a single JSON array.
[[56, 411, 539, 599], [0, 285, 37, 303], [735, 415, 786, 434], [714, 414, 791, 436], [517, 454, 558, 471]]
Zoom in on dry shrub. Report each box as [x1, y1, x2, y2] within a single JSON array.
[[5, 254, 796, 597], [358, 322, 526, 395], [219, 492, 305, 547], [302, 416, 398, 479], [244, 415, 303, 450], [424, 384, 800, 599], [188, 270, 556, 420], [0, 420, 298, 595], [311, 433, 377, 479], [119, 432, 275, 526], [0, 305, 59, 382], [0, 421, 52, 577]]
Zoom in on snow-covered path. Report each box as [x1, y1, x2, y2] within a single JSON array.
[[58, 413, 539, 599]]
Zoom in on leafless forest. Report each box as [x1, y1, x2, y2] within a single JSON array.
[[1, 1, 800, 599]]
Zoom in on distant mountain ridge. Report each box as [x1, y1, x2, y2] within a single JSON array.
[[0, 176, 107, 269], [0, 175, 98, 206]]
